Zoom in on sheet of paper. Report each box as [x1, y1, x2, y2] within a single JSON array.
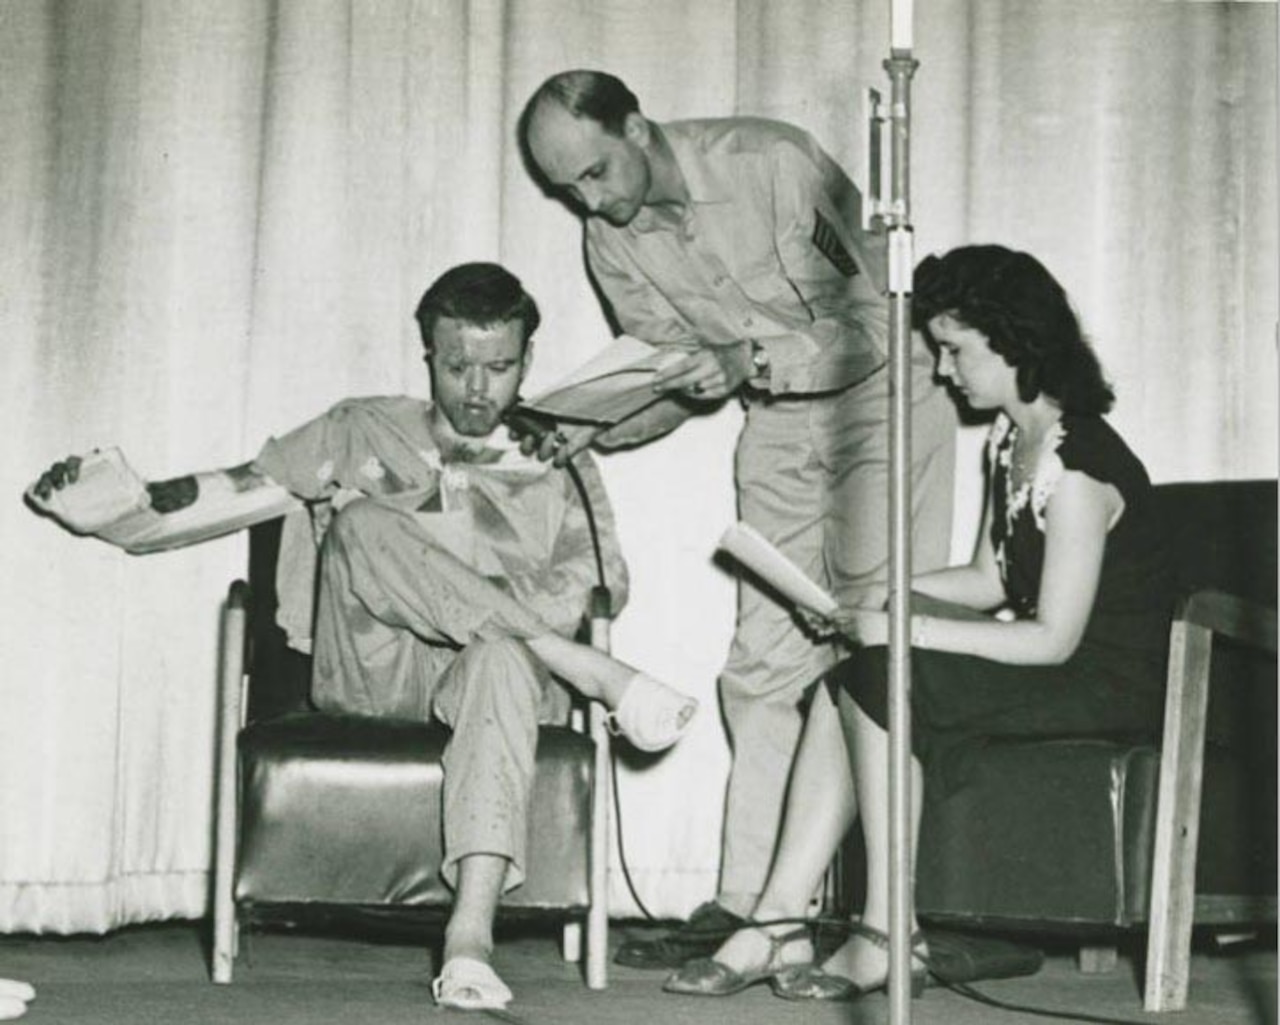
[[717, 521, 839, 616], [521, 335, 683, 425]]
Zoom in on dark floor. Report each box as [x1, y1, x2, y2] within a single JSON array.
[[0, 918, 1273, 1025]]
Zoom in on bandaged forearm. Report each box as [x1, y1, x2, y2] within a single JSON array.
[[29, 448, 300, 554], [111, 469, 300, 553]]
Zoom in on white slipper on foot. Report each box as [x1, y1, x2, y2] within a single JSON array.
[[607, 674, 698, 752], [0, 999, 26, 1022], [431, 956, 513, 1011]]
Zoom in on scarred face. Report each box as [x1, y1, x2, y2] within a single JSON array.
[[427, 316, 529, 437], [525, 102, 652, 227]]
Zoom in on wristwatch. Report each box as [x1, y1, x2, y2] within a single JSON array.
[[749, 339, 771, 383]]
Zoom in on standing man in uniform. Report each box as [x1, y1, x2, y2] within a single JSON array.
[[520, 69, 956, 966]]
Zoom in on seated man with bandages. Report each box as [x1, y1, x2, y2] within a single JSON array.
[[29, 261, 697, 1012]]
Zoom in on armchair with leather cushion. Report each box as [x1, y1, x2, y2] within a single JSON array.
[[210, 516, 613, 987]]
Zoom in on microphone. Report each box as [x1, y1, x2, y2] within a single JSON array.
[[502, 406, 561, 448]]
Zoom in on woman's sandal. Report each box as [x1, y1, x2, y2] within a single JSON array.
[[606, 673, 698, 752], [770, 923, 930, 1002], [663, 926, 813, 997]]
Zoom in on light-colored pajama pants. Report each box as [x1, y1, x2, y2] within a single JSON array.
[[717, 344, 957, 909], [310, 498, 569, 892]]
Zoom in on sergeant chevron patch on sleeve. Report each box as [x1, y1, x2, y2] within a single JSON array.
[[813, 210, 860, 277]]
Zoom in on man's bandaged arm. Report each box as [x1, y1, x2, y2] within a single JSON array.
[[28, 448, 301, 553], [121, 461, 300, 553], [148, 462, 264, 512]]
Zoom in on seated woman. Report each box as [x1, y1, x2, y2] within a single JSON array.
[[665, 244, 1172, 1001]]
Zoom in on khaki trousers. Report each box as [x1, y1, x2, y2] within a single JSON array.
[[718, 351, 956, 908]]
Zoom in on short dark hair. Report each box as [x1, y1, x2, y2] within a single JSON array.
[[524, 69, 640, 137], [913, 245, 1115, 415], [414, 262, 541, 353]]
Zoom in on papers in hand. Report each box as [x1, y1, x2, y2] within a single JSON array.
[[520, 335, 683, 426], [718, 521, 839, 616], [27, 447, 299, 554]]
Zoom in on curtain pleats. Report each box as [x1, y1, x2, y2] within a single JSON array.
[[1, 0, 1274, 931]]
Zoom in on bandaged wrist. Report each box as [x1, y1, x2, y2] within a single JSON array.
[[910, 615, 930, 649], [100, 471, 298, 553]]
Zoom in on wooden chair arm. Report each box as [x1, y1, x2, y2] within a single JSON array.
[[212, 578, 250, 983], [1176, 589, 1277, 655], [1146, 586, 1276, 1010]]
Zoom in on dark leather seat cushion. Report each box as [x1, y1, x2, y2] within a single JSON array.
[[915, 737, 1275, 929], [235, 712, 594, 911]]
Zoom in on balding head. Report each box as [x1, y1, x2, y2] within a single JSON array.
[[521, 70, 654, 227], [522, 69, 640, 138]]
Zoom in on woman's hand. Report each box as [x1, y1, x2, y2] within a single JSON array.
[[797, 607, 839, 639], [799, 606, 889, 646], [841, 608, 888, 647], [798, 584, 888, 638]]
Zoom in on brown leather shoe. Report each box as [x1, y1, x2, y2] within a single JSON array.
[[614, 902, 746, 970]]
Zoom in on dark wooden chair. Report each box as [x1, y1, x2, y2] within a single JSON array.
[[209, 519, 613, 988], [910, 479, 1277, 1011]]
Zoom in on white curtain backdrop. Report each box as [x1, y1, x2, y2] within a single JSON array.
[[1, 0, 1275, 932]]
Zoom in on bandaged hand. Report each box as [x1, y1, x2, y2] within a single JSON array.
[[30, 454, 85, 503]]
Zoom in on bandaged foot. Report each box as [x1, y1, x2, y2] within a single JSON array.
[[431, 956, 513, 1011], [0, 979, 34, 1020], [607, 674, 698, 752]]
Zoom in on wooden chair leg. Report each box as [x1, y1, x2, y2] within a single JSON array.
[[562, 922, 583, 963], [582, 598, 612, 990], [1144, 618, 1213, 1012], [586, 701, 611, 989], [212, 583, 248, 985], [1077, 944, 1118, 974]]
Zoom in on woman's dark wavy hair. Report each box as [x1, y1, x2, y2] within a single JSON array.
[[912, 245, 1114, 415], [414, 262, 541, 355]]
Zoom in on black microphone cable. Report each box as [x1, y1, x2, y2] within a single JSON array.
[[504, 407, 662, 922], [561, 449, 661, 924]]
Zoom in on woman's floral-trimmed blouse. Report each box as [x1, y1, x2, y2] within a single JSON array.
[[986, 412, 1172, 659]]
